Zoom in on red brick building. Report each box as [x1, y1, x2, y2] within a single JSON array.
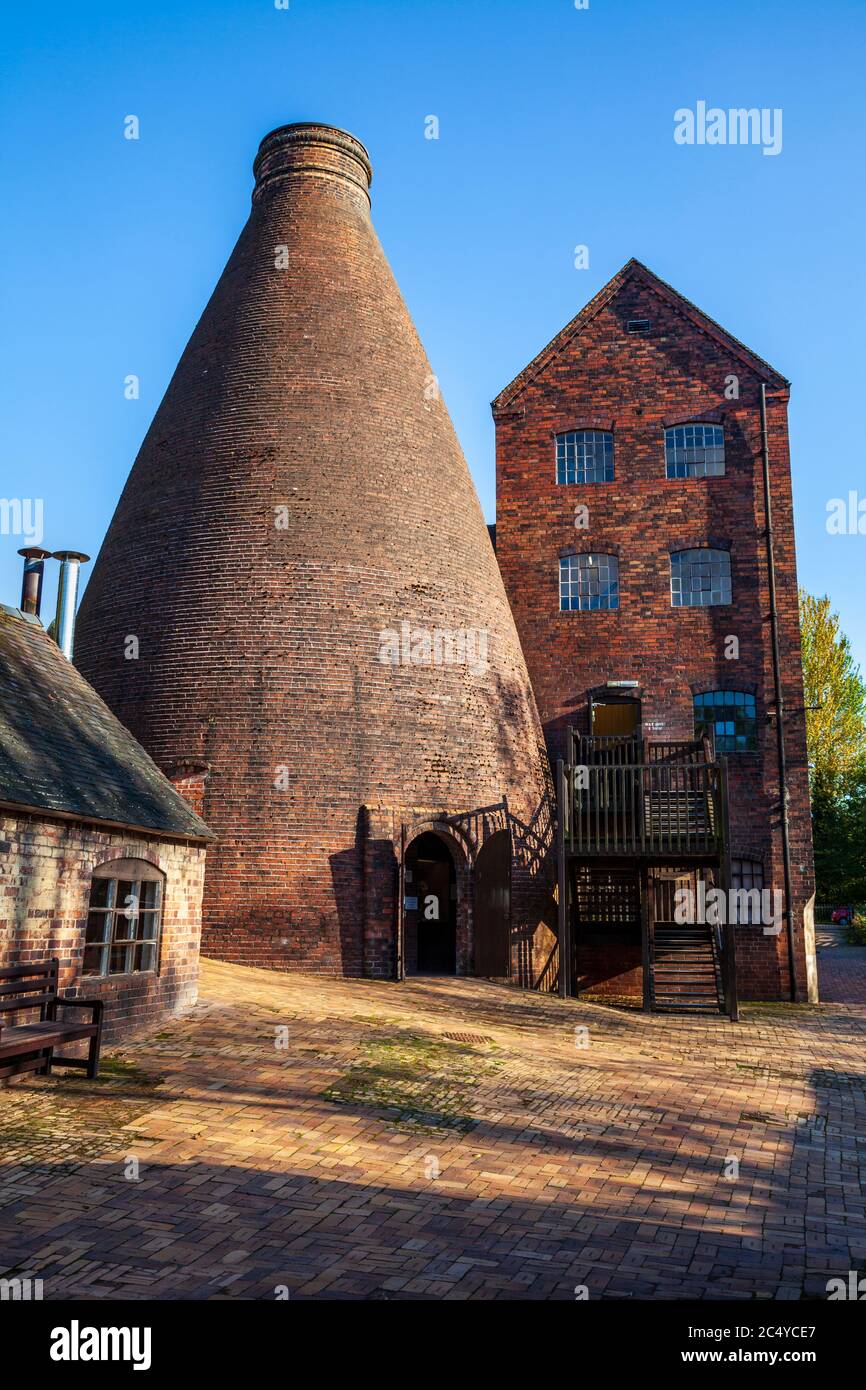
[[492, 259, 817, 1006], [0, 601, 213, 1042], [75, 124, 556, 987]]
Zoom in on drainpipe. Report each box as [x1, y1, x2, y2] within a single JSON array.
[[759, 383, 798, 1001], [52, 550, 90, 660], [557, 757, 570, 998], [17, 547, 52, 617]]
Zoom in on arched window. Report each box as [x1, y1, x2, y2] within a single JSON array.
[[670, 548, 731, 606], [665, 424, 725, 478], [694, 690, 757, 752], [83, 859, 164, 977], [560, 553, 619, 610], [556, 430, 614, 484]]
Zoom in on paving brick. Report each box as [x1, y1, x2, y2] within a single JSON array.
[[2, 956, 865, 1300]]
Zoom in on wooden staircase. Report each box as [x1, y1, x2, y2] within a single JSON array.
[[643, 786, 716, 842], [650, 922, 725, 1014]]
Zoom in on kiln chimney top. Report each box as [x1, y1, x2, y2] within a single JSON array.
[[252, 122, 373, 203]]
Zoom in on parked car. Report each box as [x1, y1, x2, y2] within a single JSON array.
[[831, 906, 854, 925]]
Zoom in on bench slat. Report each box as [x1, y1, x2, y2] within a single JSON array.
[[0, 1055, 48, 1081], [0, 997, 57, 1014], [0, 961, 58, 980], [0, 979, 57, 998], [0, 1023, 98, 1056]]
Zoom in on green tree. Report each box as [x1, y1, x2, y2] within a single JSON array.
[[799, 590, 866, 902], [799, 590, 866, 796], [811, 773, 866, 903]]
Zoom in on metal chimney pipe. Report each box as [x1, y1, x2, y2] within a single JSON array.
[[52, 550, 90, 659], [17, 547, 52, 617]]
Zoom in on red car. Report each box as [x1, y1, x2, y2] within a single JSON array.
[[831, 906, 853, 925]]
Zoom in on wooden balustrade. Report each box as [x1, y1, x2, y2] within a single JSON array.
[[561, 759, 723, 857], [571, 733, 714, 767]]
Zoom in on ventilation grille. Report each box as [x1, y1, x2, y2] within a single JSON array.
[[626, 318, 652, 334], [442, 1031, 493, 1044]]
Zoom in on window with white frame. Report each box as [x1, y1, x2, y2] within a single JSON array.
[[84, 860, 164, 976], [670, 548, 731, 606], [559, 553, 619, 610], [730, 858, 764, 924], [555, 430, 614, 485], [665, 424, 725, 478]]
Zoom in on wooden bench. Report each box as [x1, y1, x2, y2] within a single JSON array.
[[0, 960, 104, 1081]]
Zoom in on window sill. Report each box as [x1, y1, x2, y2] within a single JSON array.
[[81, 970, 159, 982]]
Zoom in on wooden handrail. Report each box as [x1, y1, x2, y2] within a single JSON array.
[[571, 733, 712, 768]]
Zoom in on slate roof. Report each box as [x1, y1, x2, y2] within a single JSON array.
[[0, 605, 214, 842], [491, 258, 789, 414]]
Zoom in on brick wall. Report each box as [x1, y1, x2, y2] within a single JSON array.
[[0, 813, 206, 1042], [493, 264, 816, 1001], [577, 940, 643, 1000]]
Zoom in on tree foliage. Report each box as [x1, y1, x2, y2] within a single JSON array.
[[799, 590, 866, 795], [799, 589, 866, 902]]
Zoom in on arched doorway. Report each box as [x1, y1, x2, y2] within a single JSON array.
[[404, 832, 457, 975], [474, 830, 511, 977]]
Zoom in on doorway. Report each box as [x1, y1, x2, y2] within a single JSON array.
[[572, 863, 642, 998], [474, 830, 511, 977], [591, 698, 641, 737], [405, 832, 456, 975]]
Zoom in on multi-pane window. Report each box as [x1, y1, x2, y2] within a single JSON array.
[[665, 424, 725, 478], [670, 548, 731, 606], [559, 553, 619, 610], [694, 690, 758, 752], [730, 858, 764, 923], [84, 861, 163, 977], [555, 430, 614, 484]]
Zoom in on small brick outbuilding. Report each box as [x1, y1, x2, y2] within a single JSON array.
[[0, 603, 214, 1042]]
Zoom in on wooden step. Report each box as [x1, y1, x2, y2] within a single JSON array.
[[649, 921, 725, 1015]]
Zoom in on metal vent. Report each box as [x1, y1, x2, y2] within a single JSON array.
[[626, 318, 651, 333]]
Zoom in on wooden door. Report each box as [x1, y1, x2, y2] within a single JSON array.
[[474, 831, 511, 976], [591, 700, 640, 736]]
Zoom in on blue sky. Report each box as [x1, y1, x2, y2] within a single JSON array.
[[2, 0, 865, 665]]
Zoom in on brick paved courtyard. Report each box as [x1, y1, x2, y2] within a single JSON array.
[[1, 954, 865, 1301]]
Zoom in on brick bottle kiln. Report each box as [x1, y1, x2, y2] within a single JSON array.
[[75, 124, 556, 984]]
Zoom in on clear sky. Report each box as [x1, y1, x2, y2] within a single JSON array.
[[2, 0, 864, 665]]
